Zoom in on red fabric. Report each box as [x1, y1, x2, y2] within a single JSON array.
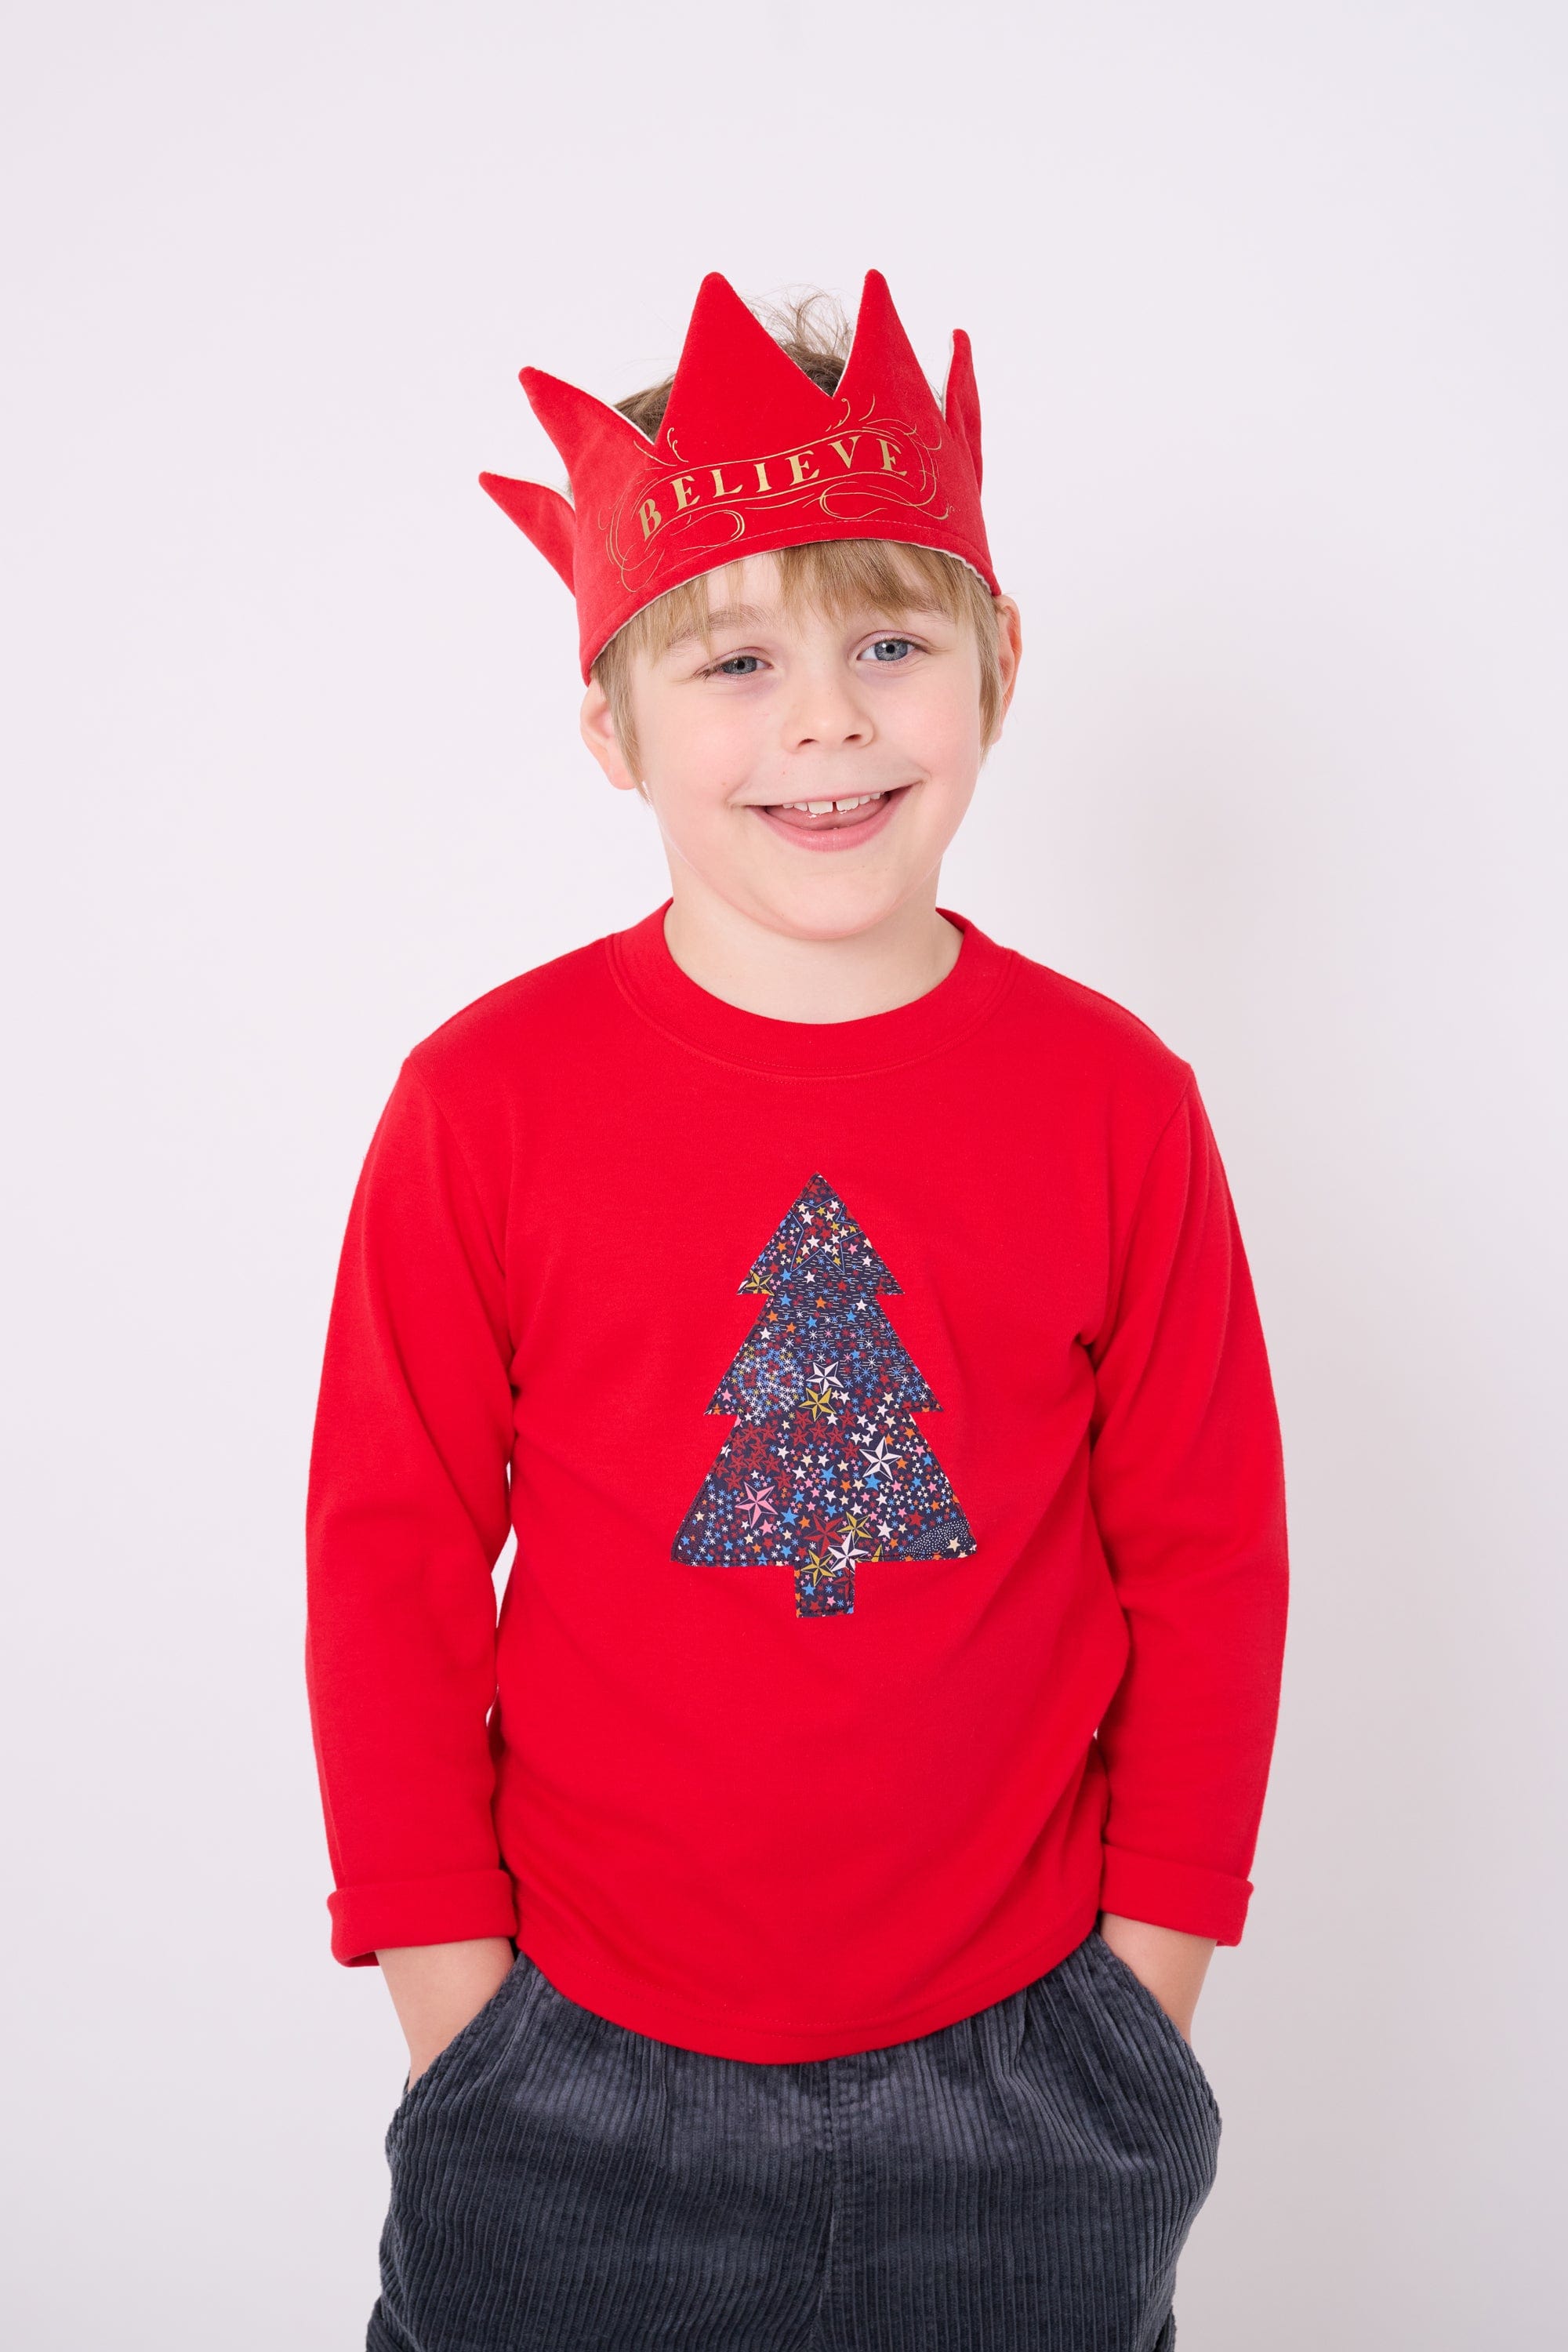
[[479, 269, 1000, 680], [305, 903, 1290, 2061]]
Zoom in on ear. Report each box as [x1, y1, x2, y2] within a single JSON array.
[[579, 677, 642, 794], [992, 595, 1023, 735]]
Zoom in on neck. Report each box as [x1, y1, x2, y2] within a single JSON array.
[[660, 882, 964, 1025]]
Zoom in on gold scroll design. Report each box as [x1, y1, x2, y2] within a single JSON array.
[[602, 410, 950, 591]]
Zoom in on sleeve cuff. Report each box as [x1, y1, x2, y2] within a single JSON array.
[[1098, 1842, 1254, 1944], [327, 1868, 519, 1967]]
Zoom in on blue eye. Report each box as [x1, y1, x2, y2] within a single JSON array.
[[710, 653, 763, 677], [866, 637, 916, 662]]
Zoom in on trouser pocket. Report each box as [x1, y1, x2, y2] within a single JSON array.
[[387, 1947, 528, 2137], [1085, 1929, 1223, 2129]]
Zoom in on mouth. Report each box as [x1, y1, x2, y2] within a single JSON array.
[[748, 783, 913, 851]]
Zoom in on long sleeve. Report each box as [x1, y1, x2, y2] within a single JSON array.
[[1087, 1074, 1289, 1944], [304, 1058, 520, 1965]]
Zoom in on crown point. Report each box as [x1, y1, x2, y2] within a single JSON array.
[[518, 364, 652, 481], [836, 267, 931, 423], [479, 472, 577, 590], [658, 270, 838, 457], [942, 327, 984, 491]]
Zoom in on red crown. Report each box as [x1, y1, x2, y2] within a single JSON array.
[[480, 268, 999, 681]]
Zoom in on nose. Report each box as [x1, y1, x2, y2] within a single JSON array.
[[779, 656, 874, 752]]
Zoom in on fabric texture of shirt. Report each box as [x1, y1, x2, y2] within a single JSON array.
[[305, 900, 1290, 2062]]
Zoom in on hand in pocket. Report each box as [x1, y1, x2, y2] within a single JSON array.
[[379, 1936, 519, 2087]]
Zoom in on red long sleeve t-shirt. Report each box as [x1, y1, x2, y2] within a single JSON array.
[[305, 900, 1289, 2062]]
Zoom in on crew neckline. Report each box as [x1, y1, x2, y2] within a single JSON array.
[[604, 896, 1019, 1079]]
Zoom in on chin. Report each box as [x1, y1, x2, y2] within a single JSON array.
[[750, 869, 927, 941]]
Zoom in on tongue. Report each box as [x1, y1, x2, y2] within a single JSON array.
[[768, 793, 885, 831]]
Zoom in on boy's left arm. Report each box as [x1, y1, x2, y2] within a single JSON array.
[[1087, 1073, 1290, 2031]]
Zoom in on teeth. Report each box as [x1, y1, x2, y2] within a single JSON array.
[[774, 793, 883, 815]]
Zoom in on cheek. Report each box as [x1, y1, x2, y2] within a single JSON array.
[[646, 704, 765, 811], [889, 675, 983, 777]]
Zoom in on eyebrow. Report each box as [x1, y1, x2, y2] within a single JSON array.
[[661, 602, 774, 652], [661, 593, 946, 656]]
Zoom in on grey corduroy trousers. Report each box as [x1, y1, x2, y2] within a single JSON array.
[[367, 1928, 1221, 2352]]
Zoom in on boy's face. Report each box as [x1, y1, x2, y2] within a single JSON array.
[[580, 551, 1022, 943]]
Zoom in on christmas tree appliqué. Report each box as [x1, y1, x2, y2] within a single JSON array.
[[671, 1172, 977, 1617]]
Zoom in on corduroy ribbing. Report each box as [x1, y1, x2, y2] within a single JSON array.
[[368, 1930, 1220, 2352]]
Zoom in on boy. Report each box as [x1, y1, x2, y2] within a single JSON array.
[[305, 268, 1289, 2352]]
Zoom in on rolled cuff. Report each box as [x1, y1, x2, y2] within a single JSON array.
[[328, 1868, 519, 1967], [1098, 1842, 1254, 1945]]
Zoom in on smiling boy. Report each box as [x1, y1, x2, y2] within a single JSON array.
[[305, 270, 1289, 2352]]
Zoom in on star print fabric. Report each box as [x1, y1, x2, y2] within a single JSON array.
[[671, 1173, 977, 1615]]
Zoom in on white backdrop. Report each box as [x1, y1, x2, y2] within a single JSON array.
[[4, 4, 1564, 2343]]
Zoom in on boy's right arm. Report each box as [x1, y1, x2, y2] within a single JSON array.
[[306, 1058, 521, 2044]]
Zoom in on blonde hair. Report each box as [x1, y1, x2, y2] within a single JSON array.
[[590, 288, 1005, 779]]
